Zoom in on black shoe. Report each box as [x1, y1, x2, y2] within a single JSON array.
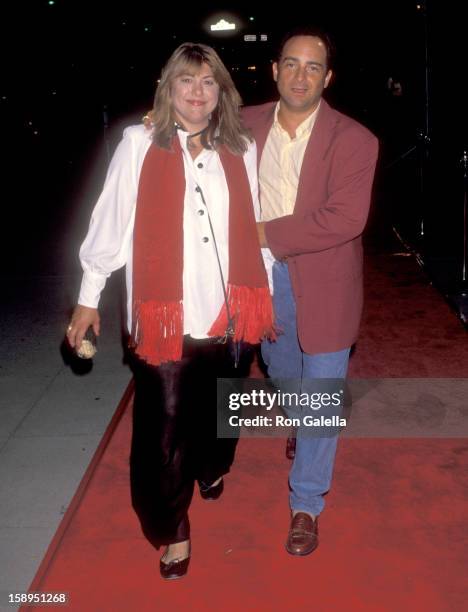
[[286, 436, 296, 460], [159, 555, 190, 580], [199, 477, 224, 501]]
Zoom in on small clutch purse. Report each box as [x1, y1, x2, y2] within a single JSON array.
[[76, 327, 97, 359]]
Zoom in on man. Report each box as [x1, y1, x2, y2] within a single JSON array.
[[242, 27, 378, 555]]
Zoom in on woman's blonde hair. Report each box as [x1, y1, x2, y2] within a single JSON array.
[[150, 42, 251, 155]]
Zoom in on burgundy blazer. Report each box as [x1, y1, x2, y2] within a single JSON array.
[[242, 100, 379, 354]]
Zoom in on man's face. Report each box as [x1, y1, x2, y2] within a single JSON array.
[[273, 35, 332, 115]]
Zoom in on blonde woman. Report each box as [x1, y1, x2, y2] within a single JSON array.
[[67, 43, 273, 579]]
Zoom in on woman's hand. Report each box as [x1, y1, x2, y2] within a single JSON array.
[[66, 305, 100, 350]]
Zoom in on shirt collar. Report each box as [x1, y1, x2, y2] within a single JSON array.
[[273, 100, 321, 138]]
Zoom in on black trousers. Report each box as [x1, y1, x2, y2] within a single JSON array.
[[129, 336, 252, 549]]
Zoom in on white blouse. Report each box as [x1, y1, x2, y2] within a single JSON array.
[[78, 124, 260, 337]]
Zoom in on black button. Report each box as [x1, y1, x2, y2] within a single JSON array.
[[202, 237, 209, 243], [198, 209, 205, 216], [197, 162, 203, 169], [195, 186, 201, 193]]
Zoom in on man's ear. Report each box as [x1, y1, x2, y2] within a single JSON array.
[[324, 69, 333, 89], [272, 62, 278, 82]]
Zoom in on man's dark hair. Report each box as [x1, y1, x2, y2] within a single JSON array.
[[277, 26, 335, 71]]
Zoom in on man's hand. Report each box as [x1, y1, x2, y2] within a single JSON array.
[[66, 305, 100, 349], [257, 222, 268, 248]]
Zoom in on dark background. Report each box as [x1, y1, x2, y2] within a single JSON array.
[[1, 1, 467, 294]]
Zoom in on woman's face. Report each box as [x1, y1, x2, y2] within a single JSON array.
[[171, 62, 220, 133]]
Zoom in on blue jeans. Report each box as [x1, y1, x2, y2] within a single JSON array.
[[262, 261, 350, 517]]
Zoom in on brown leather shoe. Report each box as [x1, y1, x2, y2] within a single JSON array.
[[285, 512, 318, 556], [286, 436, 296, 460]]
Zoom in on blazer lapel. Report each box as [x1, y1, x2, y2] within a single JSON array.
[[251, 103, 276, 171], [295, 100, 339, 213]]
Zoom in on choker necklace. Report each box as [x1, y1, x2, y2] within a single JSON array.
[[174, 122, 209, 151], [174, 122, 208, 137], [187, 127, 207, 139], [187, 126, 208, 151]]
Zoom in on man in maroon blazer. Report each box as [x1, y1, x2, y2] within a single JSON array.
[[242, 27, 378, 556]]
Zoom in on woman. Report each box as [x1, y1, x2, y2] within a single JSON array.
[[67, 42, 273, 579]]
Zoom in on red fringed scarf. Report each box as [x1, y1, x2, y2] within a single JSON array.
[[131, 138, 274, 366]]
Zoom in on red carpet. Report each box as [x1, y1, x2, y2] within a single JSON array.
[[25, 254, 468, 611]]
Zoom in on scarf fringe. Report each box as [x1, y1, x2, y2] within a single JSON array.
[[132, 300, 184, 366], [208, 284, 276, 344]]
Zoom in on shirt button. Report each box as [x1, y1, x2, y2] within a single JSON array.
[[195, 186, 201, 193], [197, 162, 203, 169], [202, 237, 209, 243], [198, 209, 205, 216]]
